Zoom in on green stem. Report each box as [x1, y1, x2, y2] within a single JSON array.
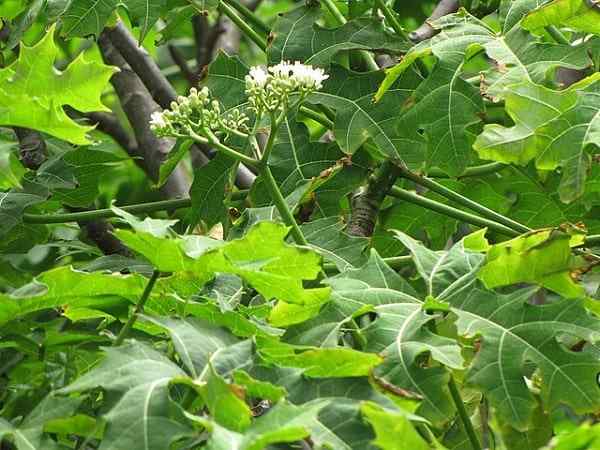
[[222, 0, 270, 35], [259, 163, 308, 245], [22, 193, 247, 224], [389, 187, 521, 237], [396, 166, 531, 234], [218, 1, 267, 51], [374, 0, 408, 39], [113, 270, 160, 346], [24, 198, 189, 223], [345, 319, 367, 350], [428, 162, 506, 178], [545, 25, 570, 45], [319, 0, 379, 71], [299, 105, 334, 129], [323, 255, 412, 273], [261, 112, 280, 162], [200, 129, 259, 167], [320, 0, 348, 25], [448, 375, 482, 450]]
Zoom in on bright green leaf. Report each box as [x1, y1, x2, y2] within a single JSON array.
[[0, 26, 116, 144]]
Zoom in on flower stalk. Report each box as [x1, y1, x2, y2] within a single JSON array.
[[113, 270, 160, 346], [148, 62, 328, 245]]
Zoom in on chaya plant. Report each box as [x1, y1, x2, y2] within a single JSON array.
[[149, 61, 328, 244]]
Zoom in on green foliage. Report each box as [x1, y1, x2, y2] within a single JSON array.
[[4, 0, 600, 448], [522, 0, 600, 35], [478, 228, 587, 298], [267, 4, 410, 66], [0, 26, 116, 144]]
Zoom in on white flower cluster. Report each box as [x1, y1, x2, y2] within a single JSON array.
[[149, 87, 249, 138], [245, 61, 328, 112]]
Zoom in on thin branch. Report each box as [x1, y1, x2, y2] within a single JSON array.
[[409, 0, 459, 43], [105, 20, 256, 188], [448, 376, 482, 450], [85, 111, 137, 154], [218, 1, 266, 51], [168, 44, 196, 84], [374, 0, 409, 40], [22, 195, 246, 223], [12, 124, 131, 256], [389, 186, 520, 237], [76, 215, 132, 256], [396, 165, 531, 234], [105, 22, 177, 109], [98, 31, 190, 198], [113, 270, 160, 346], [346, 161, 401, 237], [223, 0, 270, 35], [12, 127, 48, 170]]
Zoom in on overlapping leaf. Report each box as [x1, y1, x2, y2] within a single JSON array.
[[0, 395, 82, 450], [476, 75, 600, 202], [0, 266, 147, 327], [267, 4, 409, 66], [522, 0, 600, 35], [116, 221, 331, 305], [478, 228, 587, 298], [377, 9, 589, 175], [0, 26, 116, 144], [59, 0, 197, 40], [310, 64, 422, 158], [448, 286, 600, 429], [59, 341, 191, 450], [401, 233, 600, 429]]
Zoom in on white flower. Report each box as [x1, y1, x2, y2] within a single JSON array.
[[246, 66, 269, 88], [268, 61, 295, 78], [149, 111, 167, 129], [291, 62, 328, 90], [245, 62, 328, 113]]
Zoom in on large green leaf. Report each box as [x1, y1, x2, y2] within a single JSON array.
[[267, 4, 409, 66], [0, 26, 116, 144], [398, 234, 600, 429], [59, 341, 191, 450], [394, 231, 485, 299], [309, 64, 421, 157], [377, 9, 588, 175], [0, 266, 147, 327], [116, 221, 331, 305], [476, 74, 600, 202], [474, 81, 577, 166], [202, 365, 253, 432], [363, 303, 462, 426], [269, 116, 346, 196], [302, 217, 368, 271], [0, 395, 81, 450], [256, 336, 382, 377], [281, 251, 460, 426], [360, 401, 430, 450], [46, 146, 127, 207], [478, 228, 587, 298], [279, 251, 418, 341], [195, 400, 330, 450], [142, 316, 239, 378], [186, 153, 236, 230], [522, 0, 600, 35], [60, 0, 169, 40], [447, 286, 600, 429]]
